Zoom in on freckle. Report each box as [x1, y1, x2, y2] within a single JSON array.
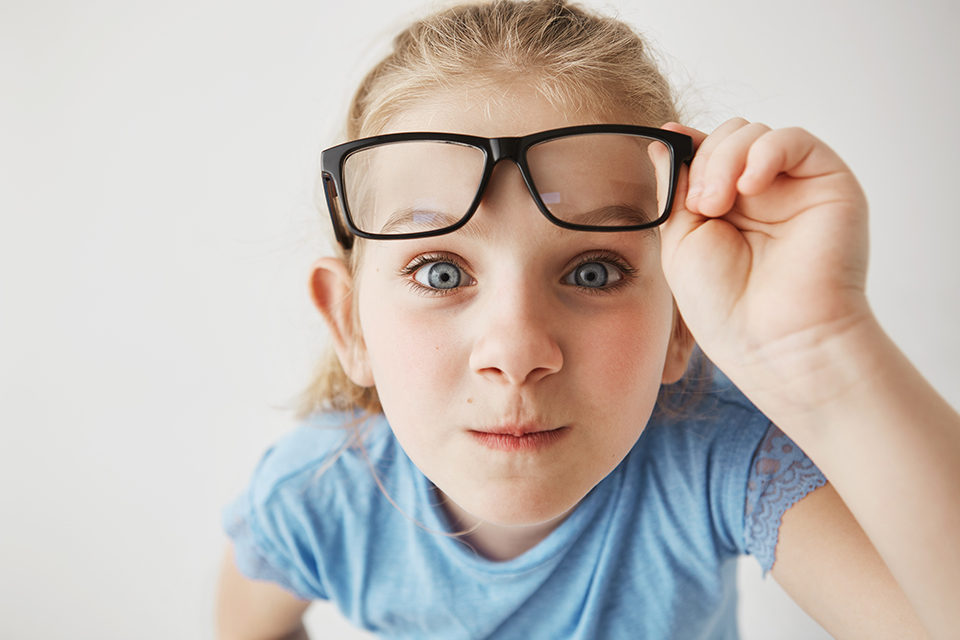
[[467, 397, 473, 404], [435, 345, 440, 351]]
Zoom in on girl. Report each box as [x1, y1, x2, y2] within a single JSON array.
[[218, 1, 960, 638]]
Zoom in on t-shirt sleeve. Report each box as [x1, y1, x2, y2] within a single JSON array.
[[222, 487, 322, 600], [221, 425, 352, 601], [743, 423, 827, 576]]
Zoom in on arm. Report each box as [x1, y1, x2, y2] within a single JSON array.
[[761, 317, 960, 640], [657, 119, 960, 639], [216, 544, 312, 640], [773, 480, 928, 639]]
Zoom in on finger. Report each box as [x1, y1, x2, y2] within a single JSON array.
[[660, 121, 708, 148], [696, 122, 772, 217], [658, 159, 695, 271], [649, 122, 707, 218], [656, 122, 708, 261], [737, 127, 847, 195], [660, 155, 754, 322], [648, 142, 671, 212], [685, 117, 751, 212], [660, 158, 722, 280]]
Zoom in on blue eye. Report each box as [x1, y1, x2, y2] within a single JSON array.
[[413, 261, 465, 289], [564, 261, 623, 288]]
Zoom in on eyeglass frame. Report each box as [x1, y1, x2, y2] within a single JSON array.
[[320, 124, 694, 250]]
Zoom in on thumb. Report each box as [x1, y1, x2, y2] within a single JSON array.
[[655, 122, 707, 275], [645, 121, 703, 215], [658, 160, 699, 275]]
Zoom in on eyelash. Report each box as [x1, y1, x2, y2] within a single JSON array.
[[399, 253, 473, 297], [568, 251, 637, 295], [398, 251, 637, 296]]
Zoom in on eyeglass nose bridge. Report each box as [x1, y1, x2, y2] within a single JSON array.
[[488, 136, 522, 163], [477, 136, 542, 211]]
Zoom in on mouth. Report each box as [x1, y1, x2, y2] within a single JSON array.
[[468, 425, 569, 451]]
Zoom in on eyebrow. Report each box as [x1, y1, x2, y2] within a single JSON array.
[[377, 208, 488, 238], [376, 205, 657, 240], [566, 205, 656, 227]]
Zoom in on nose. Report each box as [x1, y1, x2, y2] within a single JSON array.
[[468, 282, 563, 386]]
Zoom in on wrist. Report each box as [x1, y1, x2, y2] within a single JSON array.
[[721, 308, 892, 438]]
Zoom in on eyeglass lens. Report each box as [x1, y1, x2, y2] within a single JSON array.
[[341, 133, 669, 235]]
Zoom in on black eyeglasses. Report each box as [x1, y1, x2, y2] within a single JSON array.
[[320, 124, 693, 249]]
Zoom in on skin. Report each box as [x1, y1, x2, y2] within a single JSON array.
[[319, 85, 692, 560], [656, 120, 959, 638], [301, 91, 960, 638], [656, 119, 871, 407]]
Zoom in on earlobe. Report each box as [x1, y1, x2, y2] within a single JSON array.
[[661, 309, 696, 384], [309, 257, 374, 387]]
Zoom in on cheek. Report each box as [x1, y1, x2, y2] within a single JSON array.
[[357, 283, 466, 411], [568, 291, 675, 410], [580, 321, 667, 390]]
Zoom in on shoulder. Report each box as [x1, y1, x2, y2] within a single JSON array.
[[244, 411, 395, 509], [629, 367, 775, 554], [249, 413, 368, 494], [225, 410, 399, 556], [640, 367, 771, 463], [222, 411, 398, 600]]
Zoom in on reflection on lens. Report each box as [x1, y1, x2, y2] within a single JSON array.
[[342, 141, 485, 235], [527, 133, 667, 227]]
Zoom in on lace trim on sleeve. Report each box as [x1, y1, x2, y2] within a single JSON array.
[[743, 424, 827, 576]]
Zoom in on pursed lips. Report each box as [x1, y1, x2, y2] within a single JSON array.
[[467, 424, 570, 451], [470, 422, 564, 436]]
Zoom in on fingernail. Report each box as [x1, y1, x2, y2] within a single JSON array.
[[700, 183, 716, 199], [687, 183, 702, 204]]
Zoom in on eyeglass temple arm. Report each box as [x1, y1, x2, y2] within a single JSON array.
[[322, 172, 354, 250]]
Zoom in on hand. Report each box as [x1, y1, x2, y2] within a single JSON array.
[[653, 119, 872, 395]]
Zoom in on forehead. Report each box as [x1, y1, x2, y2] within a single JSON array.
[[381, 80, 627, 138], [355, 80, 662, 255]]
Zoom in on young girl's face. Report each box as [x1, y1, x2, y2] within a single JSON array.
[[351, 82, 688, 530]]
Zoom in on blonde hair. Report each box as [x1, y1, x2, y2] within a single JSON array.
[[297, 0, 693, 420]]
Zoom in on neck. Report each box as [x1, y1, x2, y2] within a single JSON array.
[[436, 489, 572, 562]]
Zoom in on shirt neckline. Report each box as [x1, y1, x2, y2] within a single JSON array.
[[407, 446, 625, 578]]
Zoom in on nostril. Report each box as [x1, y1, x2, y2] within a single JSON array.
[[524, 366, 556, 385], [474, 361, 561, 387], [468, 299, 564, 385]]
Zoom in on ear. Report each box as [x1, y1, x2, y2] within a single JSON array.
[[661, 306, 696, 384], [309, 257, 374, 387]]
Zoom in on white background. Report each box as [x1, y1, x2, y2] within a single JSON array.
[[2, 0, 958, 638]]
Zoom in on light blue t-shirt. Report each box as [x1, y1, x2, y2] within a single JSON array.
[[223, 375, 825, 639]]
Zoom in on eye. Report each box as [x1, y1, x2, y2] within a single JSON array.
[[563, 261, 624, 289], [413, 260, 468, 290]]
